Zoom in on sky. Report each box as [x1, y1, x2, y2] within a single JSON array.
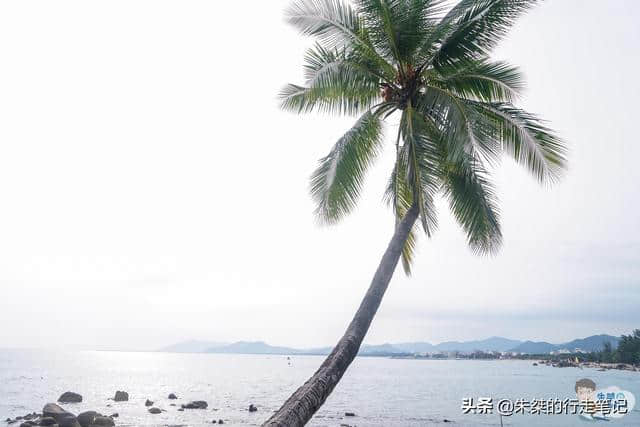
[[0, 0, 638, 351]]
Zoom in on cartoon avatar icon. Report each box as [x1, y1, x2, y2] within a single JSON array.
[[576, 378, 609, 422], [575, 378, 596, 403]]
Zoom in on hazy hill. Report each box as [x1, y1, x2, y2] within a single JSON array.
[[509, 340, 557, 354], [206, 341, 303, 355], [160, 334, 621, 355], [434, 337, 522, 353], [509, 335, 620, 354], [159, 340, 229, 353], [561, 334, 619, 352]]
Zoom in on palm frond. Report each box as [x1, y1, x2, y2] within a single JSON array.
[[356, 0, 404, 62], [400, 105, 440, 235], [359, 0, 448, 64], [397, 0, 449, 61], [432, 59, 525, 102], [431, 0, 539, 68], [279, 45, 381, 115], [286, 0, 396, 77], [383, 159, 426, 275], [419, 86, 500, 166], [469, 102, 567, 183], [442, 156, 502, 254], [310, 111, 384, 224]]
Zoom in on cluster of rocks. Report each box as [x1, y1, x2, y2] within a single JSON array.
[[181, 401, 208, 410], [4, 391, 262, 426], [536, 360, 640, 371], [5, 403, 116, 427]]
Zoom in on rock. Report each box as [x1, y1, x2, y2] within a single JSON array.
[[145, 400, 153, 407], [211, 421, 217, 424], [181, 401, 207, 410], [42, 403, 81, 427], [218, 421, 224, 425], [19, 422, 36, 427], [109, 414, 118, 418], [39, 418, 57, 426], [148, 408, 161, 415], [113, 391, 129, 402], [168, 393, 178, 400], [248, 404, 257, 413], [77, 411, 99, 427], [58, 392, 83, 404], [344, 412, 356, 417], [177, 408, 184, 412], [443, 419, 452, 423], [169, 404, 176, 406], [89, 416, 114, 426]]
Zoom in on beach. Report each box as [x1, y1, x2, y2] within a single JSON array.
[[1, 350, 639, 426]]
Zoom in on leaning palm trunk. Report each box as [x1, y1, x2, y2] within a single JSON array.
[[274, 0, 567, 425], [263, 204, 419, 427]]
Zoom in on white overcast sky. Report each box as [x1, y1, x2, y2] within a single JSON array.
[[0, 1, 638, 351]]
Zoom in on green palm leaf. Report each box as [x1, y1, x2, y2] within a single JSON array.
[[432, 59, 525, 102], [431, 0, 539, 68], [419, 86, 501, 166], [310, 111, 384, 224], [383, 159, 421, 274], [470, 102, 567, 183], [442, 156, 502, 254], [286, 0, 396, 77], [279, 45, 381, 115]]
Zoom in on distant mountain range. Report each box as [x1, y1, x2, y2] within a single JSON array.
[[159, 334, 620, 355], [159, 340, 229, 353], [509, 335, 620, 354]]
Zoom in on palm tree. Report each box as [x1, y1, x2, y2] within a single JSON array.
[[266, 0, 567, 425]]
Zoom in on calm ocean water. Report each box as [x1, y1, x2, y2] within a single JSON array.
[[1, 350, 638, 426]]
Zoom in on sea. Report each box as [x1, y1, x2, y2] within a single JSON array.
[[1, 350, 638, 426]]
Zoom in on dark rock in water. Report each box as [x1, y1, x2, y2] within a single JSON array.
[[168, 393, 178, 400], [218, 421, 224, 425], [181, 401, 207, 410], [177, 408, 184, 412], [148, 408, 162, 414], [169, 404, 176, 406], [40, 418, 58, 426], [113, 391, 129, 402], [58, 392, 83, 404], [248, 404, 257, 413], [443, 419, 452, 423], [145, 400, 153, 407], [42, 403, 81, 427], [77, 411, 99, 427], [110, 413, 118, 418], [211, 421, 217, 424], [19, 422, 36, 427], [90, 416, 115, 426], [344, 412, 356, 417]]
